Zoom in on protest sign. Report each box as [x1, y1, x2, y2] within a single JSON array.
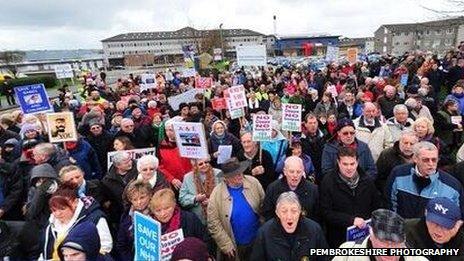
[[346, 219, 371, 242], [282, 103, 302, 132], [228, 85, 247, 110], [252, 114, 272, 141], [211, 98, 227, 111], [173, 122, 208, 159], [451, 116, 462, 125], [134, 212, 161, 261], [326, 46, 339, 62], [236, 45, 267, 67], [182, 68, 197, 78], [168, 89, 203, 110], [400, 74, 408, 86], [213, 48, 222, 61], [195, 77, 213, 88], [15, 83, 52, 114], [217, 145, 233, 164], [140, 73, 157, 91], [160, 229, 184, 261], [347, 48, 358, 64], [54, 64, 74, 79], [229, 107, 245, 119], [107, 147, 157, 171], [46, 112, 77, 143]]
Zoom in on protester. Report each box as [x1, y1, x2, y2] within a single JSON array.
[[135, 154, 170, 192]]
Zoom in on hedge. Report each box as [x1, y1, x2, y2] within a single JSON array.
[[8, 76, 57, 89]]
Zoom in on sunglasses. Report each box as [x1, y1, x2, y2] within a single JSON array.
[[198, 161, 210, 166], [341, 131, 356, 136]]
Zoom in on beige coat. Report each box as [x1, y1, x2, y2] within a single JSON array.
[[207, 175, 265, 255], [354, 117, 393, 162], [332, 236, 429, 261]]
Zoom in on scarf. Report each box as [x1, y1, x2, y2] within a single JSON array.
[[161, 206, 181, 234], [339, 172, 360, 190], [193, 168, 217, 219], [212, 132, 226, 145]]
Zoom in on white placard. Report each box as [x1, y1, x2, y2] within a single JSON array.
[[160, 229, 184, 261], [217, 145, 233, 164], [173, 122, 208, 159], [140, 73, 157, 91], [228, 85, 247, 110], [168, 89, 203, 110], [236, 45, 267, 67], [282, 103, 302, 132], [326, 46, 339, 62], [252, 114, 273, 141], [54, 64, 74, 79]]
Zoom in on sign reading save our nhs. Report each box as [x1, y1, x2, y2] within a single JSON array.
[[15, 84, 52, 114], [134, 212, 161, 261]]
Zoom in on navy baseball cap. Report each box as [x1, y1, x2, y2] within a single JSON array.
[[426, 197, 462, 229]]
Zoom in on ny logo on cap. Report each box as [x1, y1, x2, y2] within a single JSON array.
[[434, 203, 449, 214]]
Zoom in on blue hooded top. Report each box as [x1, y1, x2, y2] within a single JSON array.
[[58, 221, 101, 261]]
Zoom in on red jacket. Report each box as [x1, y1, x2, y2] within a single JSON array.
[[158, 140, 192, 182]]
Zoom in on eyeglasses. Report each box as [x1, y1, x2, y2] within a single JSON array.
[[198, 161, 210, 166], [341, 131, 356, 136]]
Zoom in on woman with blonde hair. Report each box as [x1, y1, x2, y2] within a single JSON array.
[[413, 117, 453, 166]]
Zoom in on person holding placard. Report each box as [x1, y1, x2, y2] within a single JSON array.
[[435, 97, 463, 152], [260, 120, 288, 168], [208, 120, 241, 167]]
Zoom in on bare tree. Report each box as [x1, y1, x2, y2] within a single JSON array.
[[0, 51, 25, 78], [420, 0, 464, 17]]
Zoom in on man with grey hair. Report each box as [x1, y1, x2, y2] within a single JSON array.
[[386, 141, 464, 219], [385, 104, 414, 142], [376, 130, 418, 193], [251, 191, 328, 260], [115, 118, 154, 148], [262, 156, 319, 222], [32, 142, 71, 172], [378, 85, 403, 119], [102, 151, 138, 225]]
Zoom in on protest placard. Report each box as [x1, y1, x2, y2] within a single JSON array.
[[173, 122, 208, 159], [228, 85, 247, 110], [211, 98, 227, 111], [213, 48, 222, 61], [160, 229, 184, 261], [107, 147, 157, 171], [195, 77, 213, 88], [400, 74, 409, 86], [326, 46, 339, 62], [282, 103, 302, 132], [252, 114, 272, 141], [15, 83, 52, 114], [347, 48, 358, 64], [54, 64, 74, 79], [46, 112, 77, 143], [134, 212, 161, 261], [346, 219, 371, 242], [140, 73, 157, 91], [451, 116, 462, 125], [168, 89, 203, 110], [182, 68, 197, 78], [236, 45, 267, 67]]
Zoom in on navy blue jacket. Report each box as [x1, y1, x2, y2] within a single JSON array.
[[68, 139, 102, 180], [386, 163, 464, 219]]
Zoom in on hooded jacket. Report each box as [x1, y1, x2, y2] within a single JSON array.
[[208, 121, 242, 167], [58, 221, 102, 261], [260, 123, 288, 167], [67, 139, 103, 180]]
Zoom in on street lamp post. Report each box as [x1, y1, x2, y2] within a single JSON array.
[[219, 23, 224, 60]]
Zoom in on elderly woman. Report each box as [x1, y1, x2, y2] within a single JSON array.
[[136, 155, 170, 191], [208, 120, 242, 167], [179, 157, 222, 224], [413, 117, 453, 166], [41, 182, 113, 260], [149, 189, 210, 243], [251, 191, 328, 260], [117, 180, 153, 261]]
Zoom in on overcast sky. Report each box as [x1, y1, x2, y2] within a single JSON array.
[[0, 0, 448, 51]]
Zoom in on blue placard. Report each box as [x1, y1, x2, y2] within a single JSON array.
[[346, 219, 371, 242], [400, 74, 408, 86], [14, 84, 51, 114], [134, 212, 161, 261]]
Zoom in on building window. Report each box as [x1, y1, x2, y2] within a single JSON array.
[[425, 30, 430, 35], [445, 38, 453, 46], [432, 39, 441, 47], [384, 27, 388, 34], [435, 30, 441, 35], [423, 40, 430, 47], [403, 32, 409, 36], [404, 42, 409, 45], [447, 28, 454, 34], [417, 30, 423, 36], [383, 37, 387, 44], [395, 42, 400, 46]]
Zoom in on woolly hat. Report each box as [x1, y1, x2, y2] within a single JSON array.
[[171, 237, 210, 261]]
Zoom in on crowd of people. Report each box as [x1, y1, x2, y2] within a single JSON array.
[[1, 45, 464, 261]]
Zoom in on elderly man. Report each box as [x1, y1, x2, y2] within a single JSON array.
[[251, 192, 328, 261], [237, 131, 275, 191], [301, 113, 328, 183], [59, 165, 104, 204], [338, 91, 362, 120], [377, 85, 403, 119], [321, 118, 377, 179], [32, 143, 71, 172], [101, 151, 138, 225], [353, 102, 393, 162], [115, 118, 153, 148], [262, 156, 319, 222], [376, 130, 418, 193], [405, 197, 464, 259], [385, 104, 415, 142], [386, 141, 464, 219], [320, 147, 383, 248], [207, 157, 264, 261], [333, 209, 428, 261]]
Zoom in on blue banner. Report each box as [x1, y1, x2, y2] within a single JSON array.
[[15, 84, 51, 114], [400, 74, 408, 86], [134, 212, 161, 261], [346, 219, 371, 242]]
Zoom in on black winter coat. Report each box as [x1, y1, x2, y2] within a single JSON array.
[[0, 161, 23, 220], [237, 149, 276, 191], [375, 141, 411, 194], [300, 130, 327, 184], [86, 131, 114, 173], [250, 218, 329, 261], [262, 178, 319, 222], [319, 169, 383, 248]]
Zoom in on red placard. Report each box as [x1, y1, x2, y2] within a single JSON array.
[[211, 98, 227, 111], [195, 77, 213, 88]]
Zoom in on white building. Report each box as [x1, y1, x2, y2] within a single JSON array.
[[101, 27, 269, 67]]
